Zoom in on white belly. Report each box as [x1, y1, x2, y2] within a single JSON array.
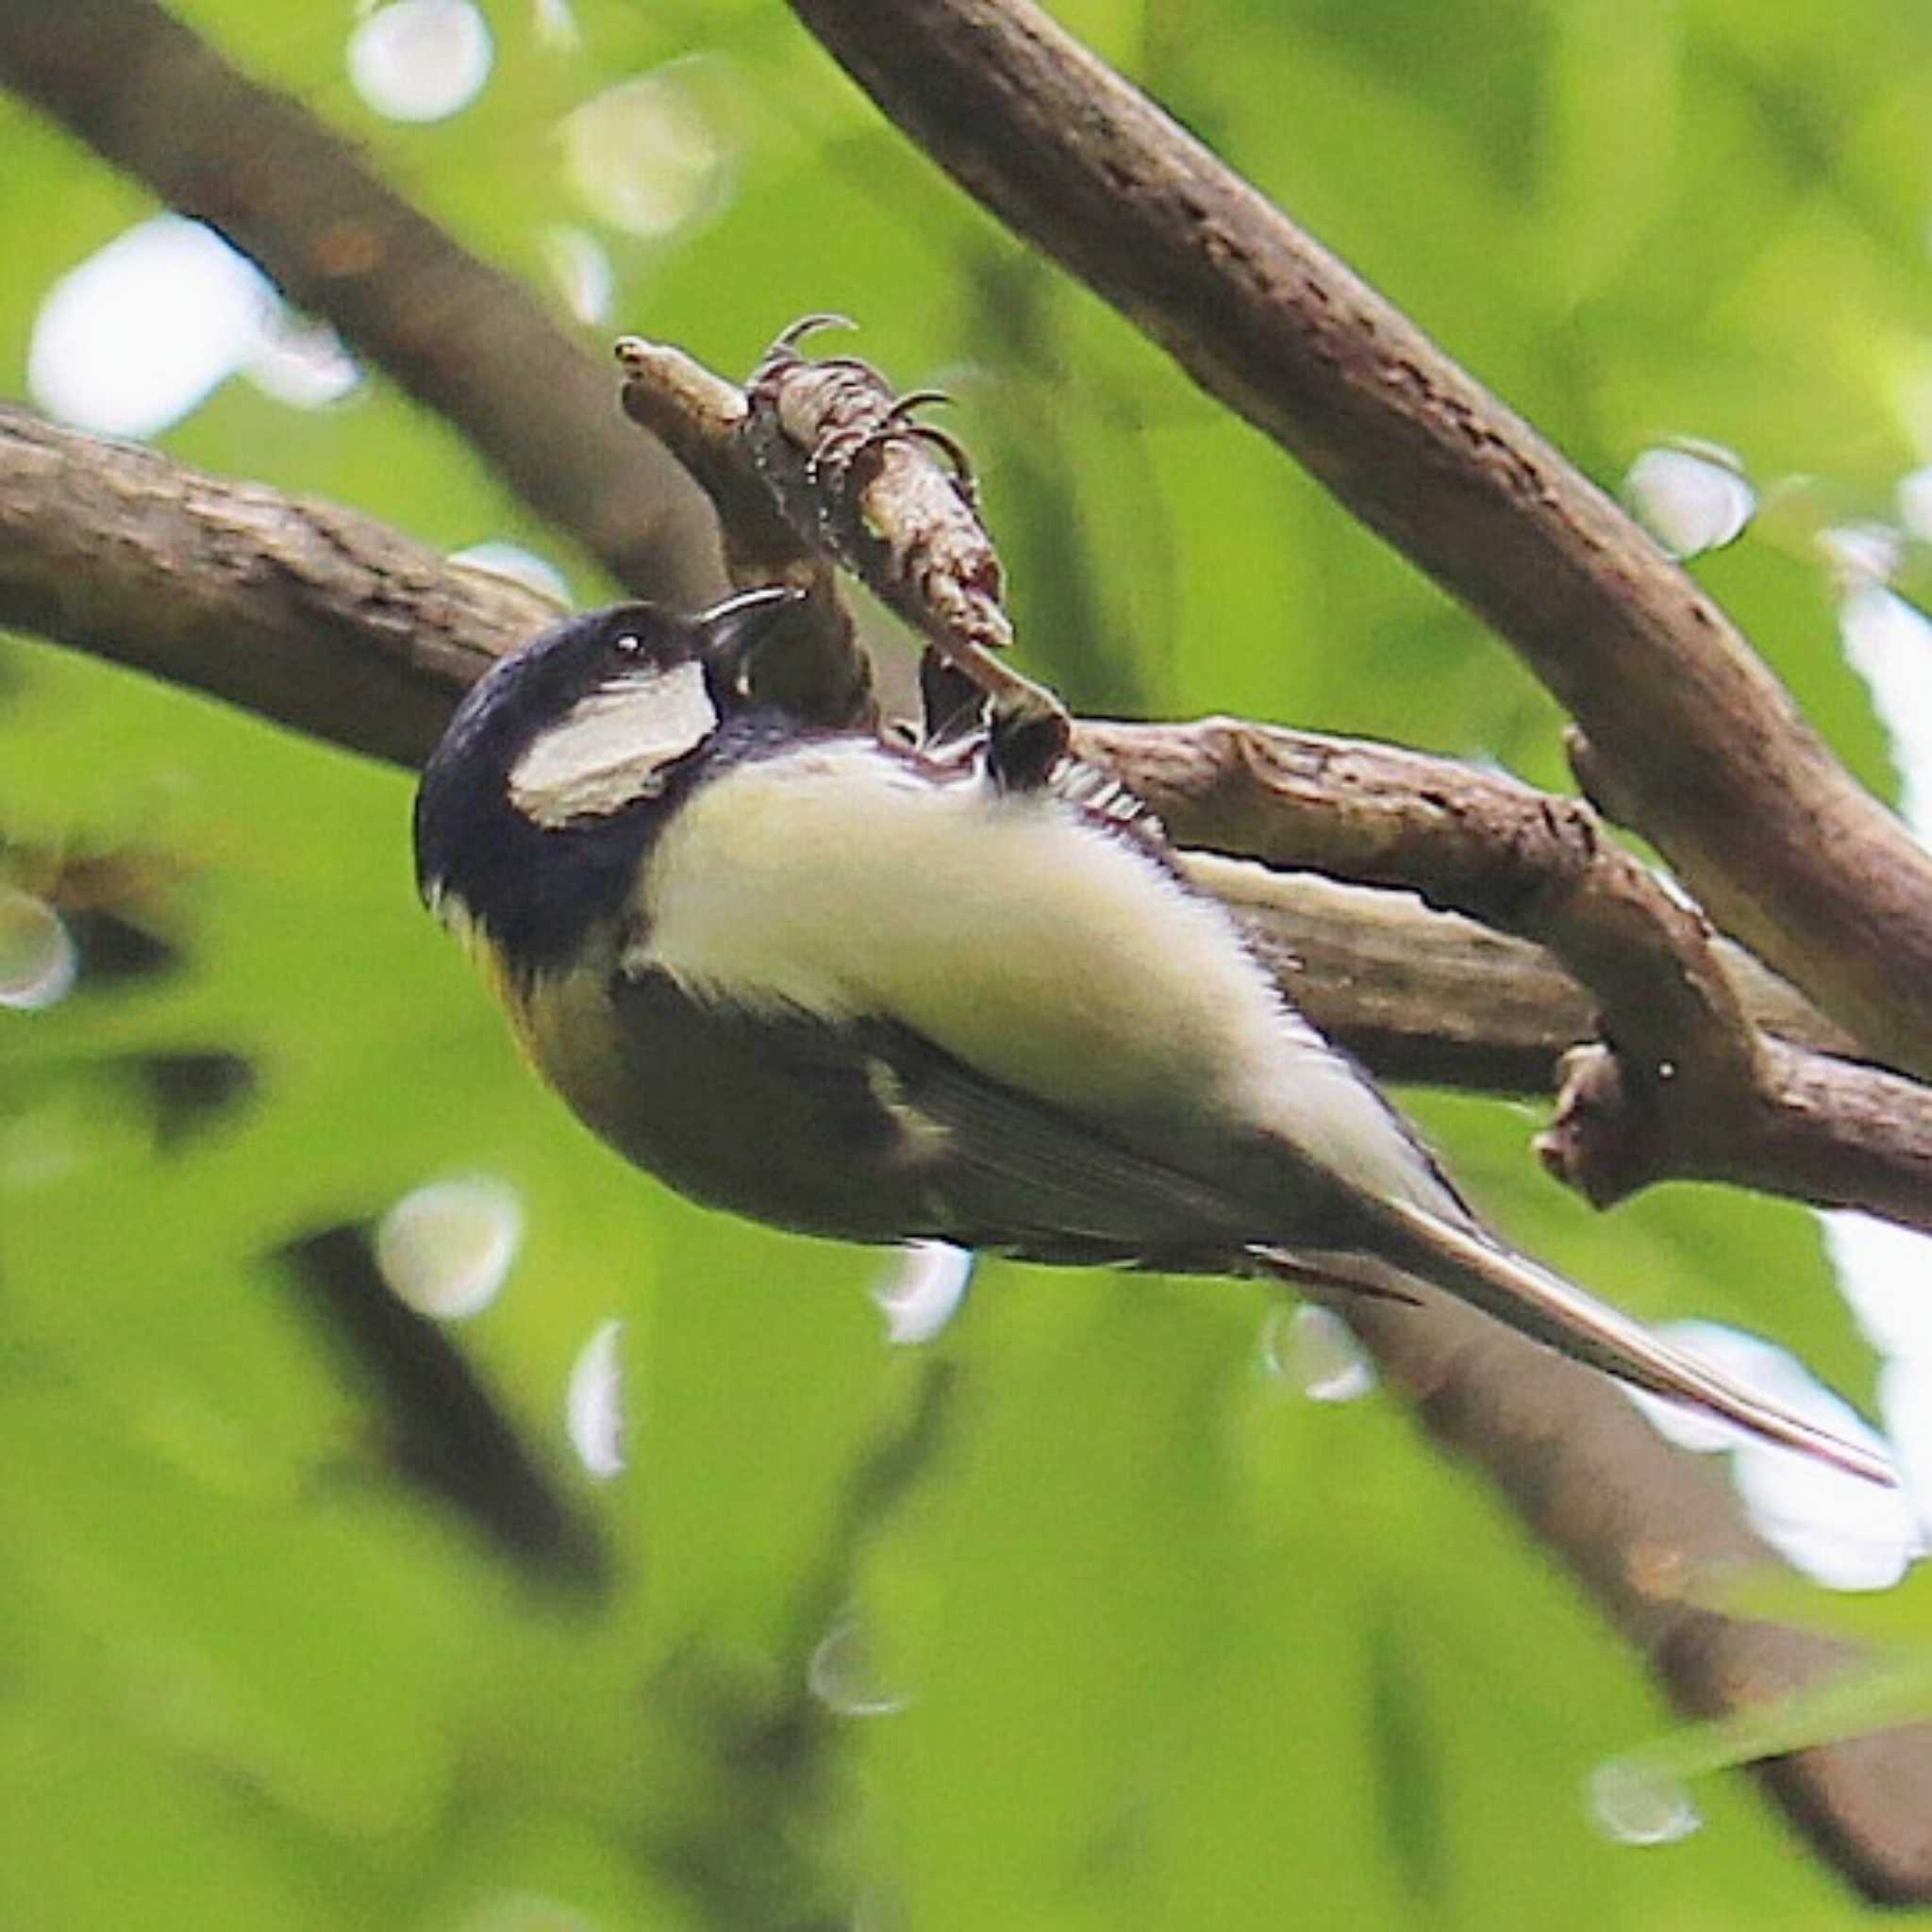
[[634, 740, 1448, 1210]]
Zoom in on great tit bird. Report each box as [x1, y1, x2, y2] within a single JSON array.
[[415, 588, 1890, 1485]]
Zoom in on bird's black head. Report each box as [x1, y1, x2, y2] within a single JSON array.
[[414, 588, 800, 975]]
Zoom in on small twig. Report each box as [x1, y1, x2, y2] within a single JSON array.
[[1539, 1038, 1932, 1232], [614, 337, 815, 591], [278, 1225, 607, 1588], [620, 321, 1068, 737]]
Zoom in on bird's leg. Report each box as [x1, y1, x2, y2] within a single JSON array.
[[917, 650, 987, 751]]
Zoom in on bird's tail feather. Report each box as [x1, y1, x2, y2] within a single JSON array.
[[1269, 1201, 1894, 1488]]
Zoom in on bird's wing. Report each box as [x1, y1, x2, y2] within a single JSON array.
[[603, 967, 1274, 1264], [635, 735, 1455, 1213], [849, 1017, 1282, 1268], [841, 1031, 1893, 1491]]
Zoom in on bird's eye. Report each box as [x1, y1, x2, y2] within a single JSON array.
[[613, 633, 643, 658]]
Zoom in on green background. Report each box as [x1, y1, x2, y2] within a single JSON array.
[[3, 1, 1929, 1924]]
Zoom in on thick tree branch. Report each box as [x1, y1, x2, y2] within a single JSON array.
[[0, 402, 551, 765], [0, 0, 722, 604], [8, 400, 1929, 1244], [782, 0, 1932, 1089]]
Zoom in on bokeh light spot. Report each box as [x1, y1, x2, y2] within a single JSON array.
[[808, 1613, 910, 1718], [1260, 1302, 1375, 1403], [541, 225, 616, 326], [375, 1174, 524, 1319], [347, 0, 492, 123], [560, 64, 737, 239], [448, 541, 573, 608], [1586, 1758, 1703, 1846], [565, 1318, 626, 1479], [1626, 1321, 1912, 1590], [0, 891, 77, 1011], [871, 1241, 974, 1345], [1624, 441, 1755, 558], [242, 312, 361, 408], [28, 215, 274, 438]]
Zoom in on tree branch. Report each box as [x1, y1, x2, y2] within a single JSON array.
[[0, 0, 723, 604], [1539, 1037, 1932, 1234], [0, 401, 550, 765], [1084, 716, 1768, 1090], [1194, 858, 1832, 1084], [782, 0, 1932, 1088], [9, 399, 1929, 1243]]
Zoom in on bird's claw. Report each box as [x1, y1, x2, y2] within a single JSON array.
[[985, 691, 1072, 792]]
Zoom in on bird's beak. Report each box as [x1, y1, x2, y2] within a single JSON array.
[[694, 585, 807, 693]]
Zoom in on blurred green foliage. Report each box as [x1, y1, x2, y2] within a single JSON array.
[[2, 0, 1928, 1925]]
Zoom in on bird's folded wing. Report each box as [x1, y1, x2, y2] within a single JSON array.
[[849, 1021, 1274, 1268]]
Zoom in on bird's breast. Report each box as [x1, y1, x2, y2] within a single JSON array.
[[511, 940, 941, 1242]]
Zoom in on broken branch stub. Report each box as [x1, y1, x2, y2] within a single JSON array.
[[616, 332, 873, 729], [742, 320, 1068, 737]]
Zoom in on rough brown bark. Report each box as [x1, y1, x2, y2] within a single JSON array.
[[0, 403, 551, 763]]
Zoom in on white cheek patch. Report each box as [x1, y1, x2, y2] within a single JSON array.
[[508, 658, 718, 827]]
